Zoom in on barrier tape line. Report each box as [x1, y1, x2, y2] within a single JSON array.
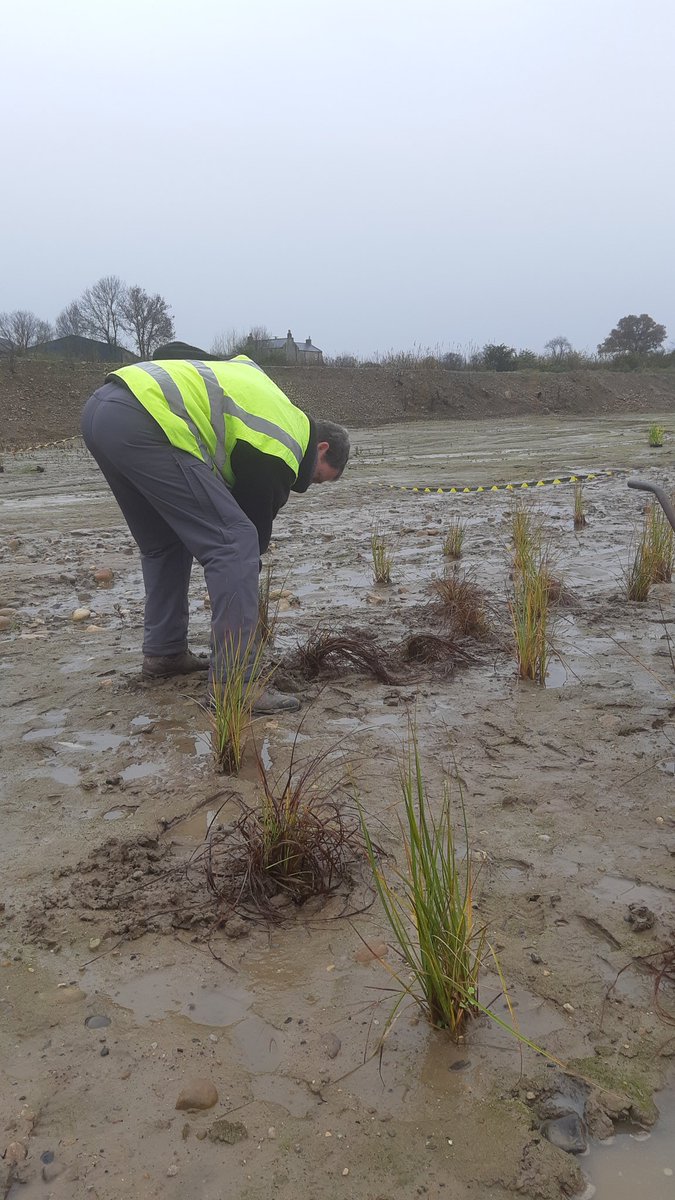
[[380, 469, 621, 495], [8, 435, 83, 454]]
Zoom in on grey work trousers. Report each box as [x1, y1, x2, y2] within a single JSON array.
[[80, 382, 260, 676]]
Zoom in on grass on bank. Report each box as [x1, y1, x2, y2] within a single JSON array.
[[648, 424, 665, 448]]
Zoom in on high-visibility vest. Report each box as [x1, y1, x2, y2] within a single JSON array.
[[109, 356, 310, 487]]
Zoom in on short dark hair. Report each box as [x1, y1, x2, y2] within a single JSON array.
[[315, 420, 350, 474]]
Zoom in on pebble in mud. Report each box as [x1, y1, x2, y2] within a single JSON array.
[[541, 1115, 587, 1154], [71, 607, 91, 622], [175, 1078, 218, 1111], [92, 567, 114, 585], [84, 1015, 111, 1029], [207, 1119, 248, 1144]]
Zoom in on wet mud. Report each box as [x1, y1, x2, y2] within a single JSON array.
[[1, 414, 674, 1199]]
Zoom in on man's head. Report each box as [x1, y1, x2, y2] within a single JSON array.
[[312, 421, 350, 484]]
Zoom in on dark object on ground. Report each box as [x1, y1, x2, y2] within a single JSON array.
[[541, 1114, 588, 1154], [626, 902, 656, 931], [402, 632, 476, 667], [288, 629, 396, 683]]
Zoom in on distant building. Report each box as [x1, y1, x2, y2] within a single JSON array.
[[262, 330, 324, 365], [28, 335, 137, 363]]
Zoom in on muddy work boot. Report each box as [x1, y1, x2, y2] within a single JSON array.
[[142, 650, 209, 679], [252, 689, 302, 715]]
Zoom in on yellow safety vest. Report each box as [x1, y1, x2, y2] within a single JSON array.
[[108, 356, 310, 487]]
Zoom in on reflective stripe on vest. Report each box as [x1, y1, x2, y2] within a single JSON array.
[[187, 361, 305, 469], [140, 362, 217, 468]]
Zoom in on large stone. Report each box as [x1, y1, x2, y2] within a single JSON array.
[[175, 1078, 218, 1111]]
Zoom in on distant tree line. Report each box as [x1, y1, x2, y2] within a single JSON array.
[[325, 315, 671, 372], [0, 275, 174, 359]]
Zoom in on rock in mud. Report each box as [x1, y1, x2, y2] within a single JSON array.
[[4, 1141, 27, 1165], [321, 1032, 342, 1059], [541, 1114, 587, 1154], [175, 1078, 218, 1111], [0, 616, 12, 631], [93, 567, 114, 585], [626, 902, 655, 931], [208, 1119, 248, 1144], [71, 607, 91, 622]]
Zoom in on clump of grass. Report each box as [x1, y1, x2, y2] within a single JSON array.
[[573, 483, 587, 530], [509, 557, 552, 683], [625, 536, 654, 602], [402, 632, 475, 667], [371, 532, 393, 584], [431, 570, 491, 638], [648, 424, 665, 448], [206, 635, 268, 774], [442, 517, 465, 560], [646, 503, 674, 583], [290, 628, 396, 683], [198, 737, 363, 915], [360, 732, 484, 1037], [510, 500, 542, 573], [258, 562, 281, 647]]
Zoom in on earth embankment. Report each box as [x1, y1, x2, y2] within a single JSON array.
[[1, 357, 675, 449]]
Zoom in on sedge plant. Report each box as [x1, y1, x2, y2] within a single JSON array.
[[206, 633, 269, 774], [360, 732, 485, 1037], [509, 554, 554, 684], [442, 517, 465, 560], [646, 503, 674, 583], [359, 730, 556, 1059], [371, 532, 393, 584], [510, 500, 542, 574], [648, 424, 665, 448]]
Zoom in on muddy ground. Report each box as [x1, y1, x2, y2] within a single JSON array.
[[1, 414, 674, 1200]]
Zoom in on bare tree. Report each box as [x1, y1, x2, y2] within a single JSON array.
[[80, 275, 127, 345], [545, 335, 573, 361], [120, 286, 174, 358], [211, 328, 247, 357], [55, 301, 86, 338], [0, 309, 51, 353]]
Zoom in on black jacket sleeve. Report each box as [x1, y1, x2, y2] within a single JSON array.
[[230, 441, 295, 554]]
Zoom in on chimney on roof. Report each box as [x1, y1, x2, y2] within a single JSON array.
[[305, 337, 311, 346], [287, 329, 293, 340]]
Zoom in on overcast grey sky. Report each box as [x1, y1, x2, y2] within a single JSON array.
[[2, 0, 674, 357]]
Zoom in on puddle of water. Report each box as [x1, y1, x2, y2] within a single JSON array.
[[171, 796, 241, 844], [250, 1072, 315, 1116], [103, 806, 138, 821], [56, 730, 127, 752], [130, 714, 156, 729], [30, 764, 80, 786], [232, 1014, 285, 1073], [120, 762, 161, 782], [660, 760, 675, 776], [586, 1087, 675, 1199], [111, 966, 253, 1026]]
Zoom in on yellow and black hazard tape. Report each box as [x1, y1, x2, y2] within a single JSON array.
[[382, 469, 620, 495], [9, 435, 83, 454]]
